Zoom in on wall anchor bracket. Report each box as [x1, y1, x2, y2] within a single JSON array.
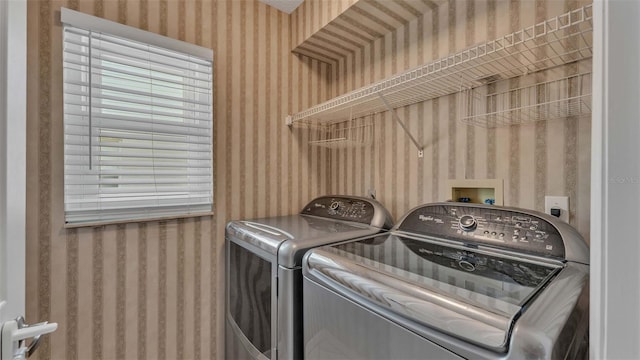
[[376, 92, 424, 157]]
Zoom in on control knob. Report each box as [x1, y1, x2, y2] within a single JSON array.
[[458, 260, 476, 272], [329, 201, 340, 211], [458, 215, 477, 232]]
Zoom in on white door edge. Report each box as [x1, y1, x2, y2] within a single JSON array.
[[0, 0, 27, 324], [591, 0, 640, 358], [589, 1, 604, 358]]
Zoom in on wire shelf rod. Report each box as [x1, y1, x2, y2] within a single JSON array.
[[377, 92, 424, 157]]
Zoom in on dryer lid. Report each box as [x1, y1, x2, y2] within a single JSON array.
[[226, 215, 383, 268]]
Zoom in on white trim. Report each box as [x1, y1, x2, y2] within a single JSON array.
[[0, 0, 8, 320], [589, 0, 605, 358], [60, 7, 213, 61], [0, 0, 27, 322], [591, 0, 640, 358]]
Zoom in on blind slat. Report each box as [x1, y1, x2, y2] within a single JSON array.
[[64, 78, 212, 106], [64, 127, 211, 145], [64, 177, 212, 185], [65, 108, 212, 123], [64, 115, 211, 136], [65, 205, 212, 225], [64, 44, 213, 83], [65, 169, 211, 176], [64, 56, 212, 92], [65, 159, 211, 168], [63, 97, 211, 119], [64, 30, 212, 72], [63, 24, 212, 65], [65, 149, 211, 160], [64, 185, 213, 195], [65, 140, 212, 153], [64, 109, 212, 127], [89, 93, 211, 115]]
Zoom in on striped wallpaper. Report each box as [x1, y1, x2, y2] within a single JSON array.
[[26, 0, 330, 359], [25, 0, 591, 359], [291, 0, 446, 64], [324, 0, 592, 243]]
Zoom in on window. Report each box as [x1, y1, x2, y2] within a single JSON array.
[[62, 8, 213, 225]]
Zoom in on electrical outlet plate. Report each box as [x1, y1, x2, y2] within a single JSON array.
[[545, 196, 569, 222], [368, 188, 376, 199]]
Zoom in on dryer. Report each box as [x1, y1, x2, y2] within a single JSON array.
[[225, 195, 393, 360], [303, 202, 589, 359]]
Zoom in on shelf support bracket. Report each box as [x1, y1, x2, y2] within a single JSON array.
[[376, 92, 424, 158]]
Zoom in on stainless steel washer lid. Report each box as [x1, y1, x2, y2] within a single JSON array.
[[226, 215, 384, 268], [303, 233, 563, 352]]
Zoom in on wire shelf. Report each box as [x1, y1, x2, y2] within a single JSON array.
[[287, 4, 593, 126], [459, 72, 592, 128], [302, 118, 374, 149]]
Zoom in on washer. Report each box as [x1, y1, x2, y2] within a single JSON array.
[[225, 195, 393, 360], [303, 202, 589, 360]]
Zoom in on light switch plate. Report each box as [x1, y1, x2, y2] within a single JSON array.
[[545, 196, 569, 222]]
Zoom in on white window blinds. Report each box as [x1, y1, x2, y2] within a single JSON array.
[[62, 11, 213, 225]]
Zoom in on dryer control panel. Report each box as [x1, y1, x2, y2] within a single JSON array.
[[397, 203, 566, 260], [301, 196, 391, 228]]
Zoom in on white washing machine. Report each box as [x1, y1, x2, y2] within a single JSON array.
[[225, 195, 393, 360], [303, 202, 589, 359]]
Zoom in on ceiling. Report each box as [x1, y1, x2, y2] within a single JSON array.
[[259, 0, 305, 14], [292, 0, 447, 64]]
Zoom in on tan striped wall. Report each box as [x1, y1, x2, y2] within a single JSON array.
[[26, 0, 331, 359], [26, 1, 592, 359], [325, 0, 592, 242]]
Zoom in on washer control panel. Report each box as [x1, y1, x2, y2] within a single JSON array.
[[301, 196, 377, 225], [397, 204, 566, 259]]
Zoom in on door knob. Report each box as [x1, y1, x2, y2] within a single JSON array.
[[1, 316, 57, 359], [15, 317, 50, 357]]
